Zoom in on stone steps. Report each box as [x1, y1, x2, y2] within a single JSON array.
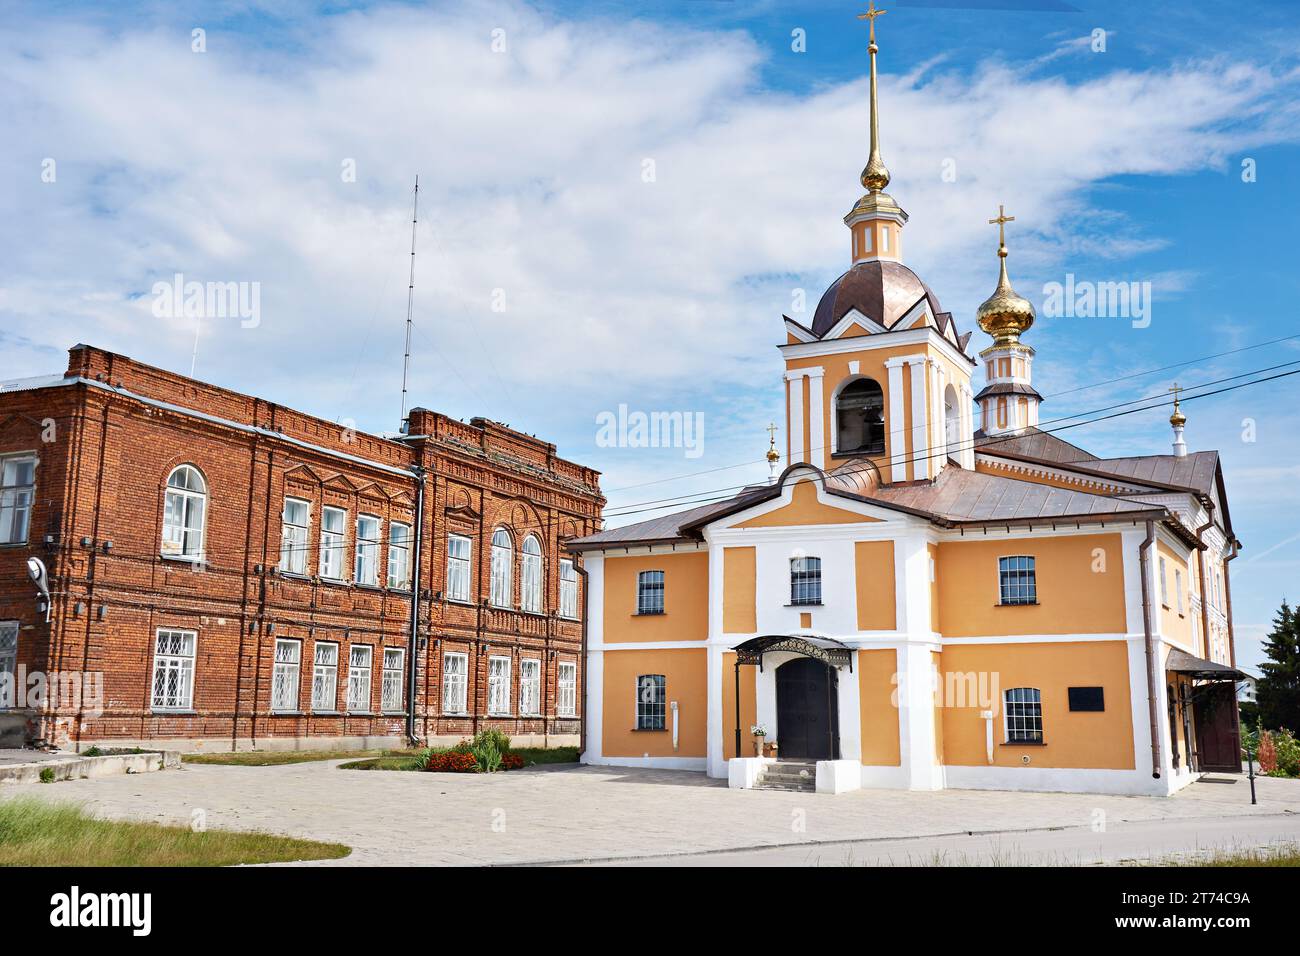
[[755, 760, 817, 792]]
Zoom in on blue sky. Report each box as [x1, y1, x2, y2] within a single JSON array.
[[2, 0, 1299, 670]]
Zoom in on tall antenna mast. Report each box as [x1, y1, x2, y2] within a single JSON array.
[[400, 175, 419, 428]]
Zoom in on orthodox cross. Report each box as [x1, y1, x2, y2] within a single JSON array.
[[858, 1, 886, 46]]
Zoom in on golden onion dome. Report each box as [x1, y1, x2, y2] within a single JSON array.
[[1169, 401, 1186, 428], [976, 226, 1035, 347]]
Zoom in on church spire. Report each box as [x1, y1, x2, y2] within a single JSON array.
[[858, 1, 890, 193], [844, 2, 907, 266], [974, 205, 1042, 436]]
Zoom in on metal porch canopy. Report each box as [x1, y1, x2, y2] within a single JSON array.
[[731, 634, 853, 671], [1164, 647, 1246, 681]]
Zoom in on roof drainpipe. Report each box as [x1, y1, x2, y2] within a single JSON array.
[[405, 466, 427, 747], [576, 560, 589, 761], [1139, 518, 1162, 779]]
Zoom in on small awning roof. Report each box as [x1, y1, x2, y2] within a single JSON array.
[[731, 634, 853, 669], [1165, 647, 1246, 681]]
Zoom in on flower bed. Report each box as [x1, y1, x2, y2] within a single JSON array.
[[420, 731, 528, 774]]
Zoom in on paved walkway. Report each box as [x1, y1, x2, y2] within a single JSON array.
[[3, 763, 1297, 866]]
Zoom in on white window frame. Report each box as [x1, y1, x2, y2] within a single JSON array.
[[790, 555, 822, 606], [519, 658, 542, 716], [487, 655, 512, 716], [636, 570, 665, 615], [1003, 686, 1044, 744], [347, 644, 373, 712], [387, 521, 412, 590], [0, 621, 18, 710], [151, 628, 197, 711], [271, 638, 302, 713], [490, 529, 513, 608], [559, 559, 578, 619], [521, 534, 543, 613], [311, 641, 339, 712], [446, 533, 472, 603], [355, 514, 381, 586], [1159, 556, 1169, 605], [997, 555, 1037, 606], [442, 652, 468, 715], [161, 465, 207, 561], [279, 497, 311, 575], [381, 647, 405, 712], [557, 661, 577, 718], [0, 453, 36, 546], [636, 674, 666, 731], [319, 506, 347, 581]]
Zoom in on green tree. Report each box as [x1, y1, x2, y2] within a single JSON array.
[[1257, 600, 1300, 731]]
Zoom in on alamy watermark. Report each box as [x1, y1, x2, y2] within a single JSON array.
[[596, 404, 704, 459], [1042, 274, 1151, 329], [151, 273, 261, 328], [0, 667, 104, 717]]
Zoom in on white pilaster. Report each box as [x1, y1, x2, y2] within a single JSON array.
[[910, 359, 930, 481], [932, 360, 947, 466], [885, 358, 907, 483], [785, 370, 806, 464], [806, 366, 826, 468]]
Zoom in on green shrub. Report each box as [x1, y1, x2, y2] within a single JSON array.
[[38, 768, 55, 784], [82, 746, 102, 758], [472, 729, 511, 754], [1270, 728, 1300, 777]]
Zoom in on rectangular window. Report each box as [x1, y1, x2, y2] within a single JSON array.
[[520, 658, 541, 716], [0, 454, 36, 545], [1004, 687, 1043, 743], [381, 648, 405, 712], [998, 556, 1037, 606], [446, 534, 471, 602], [635, 674, 666, 731], [0, 621, 17, 709], [320, 507, 347, 580], [271, 639, 301, 712], [347, 645, 372, 712], [311, 642, 338, 711], [790, 556, 822, 605], [1159, 556, 1169, 605], [881, 225, 890, 252], [1067, 686, 1105, 712], [355, 514, 381, 586], [1175, 568, 1184, 614], [559, 559, 578, 619], [557, 661, 577, 718], [636, 570, 665, 615], [487, 656, 511, 715], [442, 652, 468, 714], [387, 521, 411, 590], [151, 628, 197, 711], [279, 498, 310, 575]]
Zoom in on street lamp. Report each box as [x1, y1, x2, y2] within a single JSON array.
[[26, 556, 50, 623]]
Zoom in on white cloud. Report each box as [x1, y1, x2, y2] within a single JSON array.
[[1, 0, 1297, 465]]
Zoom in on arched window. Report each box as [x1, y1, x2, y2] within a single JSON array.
[[1003, 687, 1043, 743], [490, 529, 513, 608], [162, 465, 207, 559], [944, 383, 961, 458], [521, 534, 543, 613], [835, 379, 885, 455]]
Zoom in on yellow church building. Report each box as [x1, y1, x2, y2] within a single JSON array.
[[568, 8, 1243, 796]]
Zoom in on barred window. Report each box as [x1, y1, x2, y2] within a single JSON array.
[[381, 648, 404, 712], [559, 559, 578, 619], [347, 645, 372, 712], [387, 521, 412, 590], [161, 465, 206, 560], [490, 529, 513, 608], [1004, 687, 1043, 743], [557, 661, 577, 718], [998, 555, 1037, 605], [446, 534, 471, 602], [279, 498, 310, 574], [271, 639, 301, 712], [152, 628, 197, 710], [790, 556, 822, 606], [636, 674, 666, 730], [442, 652, 468, 714], [0, 454, 36, 546], [520, 658, 541, 716], [521, 535, 543, 613], [355, 514, 381, 586], [0, 621, 18, 709], [637, 570, 665, 615], [320, 506, 347, 580], [311, 642, 338, 711], [488, 656, 512, 715]]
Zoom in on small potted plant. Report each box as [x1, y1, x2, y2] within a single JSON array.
[[750, 724, 767, 757]]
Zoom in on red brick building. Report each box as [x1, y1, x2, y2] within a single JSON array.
[[0, 344, 602, 752]]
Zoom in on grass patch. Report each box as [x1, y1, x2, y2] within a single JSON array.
[[339, 745, 580, 773], [0, 797, 349, 867], [1189, 843, 1300, 867], [181, 748, 422, 767]]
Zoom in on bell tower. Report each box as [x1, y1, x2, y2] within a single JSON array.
[[974, 206, 1041, 437]]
